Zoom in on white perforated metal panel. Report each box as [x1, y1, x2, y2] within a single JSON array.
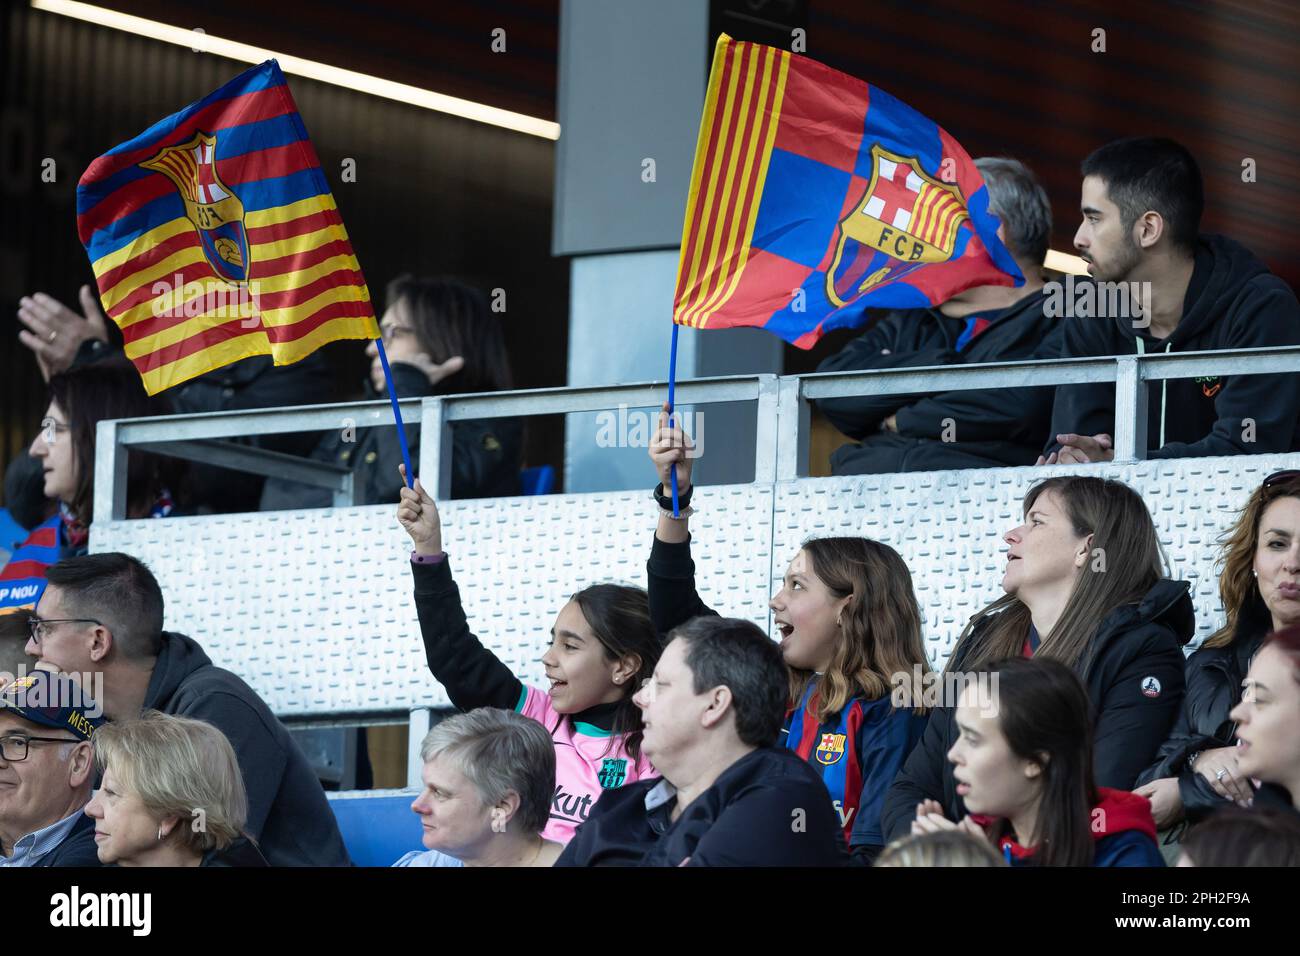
[[91, 486, 773, 718], [771, 454, 1300, 670], [92, 455, 1300, 720]]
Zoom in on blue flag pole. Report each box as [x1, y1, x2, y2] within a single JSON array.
[[666, 323, 681, 518], [375, 337, 415, 489]]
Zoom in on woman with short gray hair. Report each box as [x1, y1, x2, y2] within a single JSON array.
[[394, 707, 562, 867]]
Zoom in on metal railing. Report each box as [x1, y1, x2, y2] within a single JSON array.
[[775, 345, 1300, 479], [94, 345, 1300, 519], [94, 374, 782, 521]]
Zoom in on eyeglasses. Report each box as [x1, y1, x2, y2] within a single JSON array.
[[40, 417, 71, 446], [0, 734, 80, 762], [380, 323, 415, 343], [26, 617, 102, 645]]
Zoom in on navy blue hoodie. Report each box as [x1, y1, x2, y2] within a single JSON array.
[[997, 787, 1164, 867]]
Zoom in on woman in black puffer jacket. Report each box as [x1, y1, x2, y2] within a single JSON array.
[[1136, 470, 1300, 830]]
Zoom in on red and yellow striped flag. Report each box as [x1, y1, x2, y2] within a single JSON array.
[[673, 35, 1022, 347], [76, 61, 378, 394]]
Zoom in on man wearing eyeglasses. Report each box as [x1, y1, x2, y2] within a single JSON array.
[[28, 551, 351, 866], [0, 669, 104, 867]]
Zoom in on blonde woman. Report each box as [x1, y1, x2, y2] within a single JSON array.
[[876, 829, 1007, 867], [84, 711, 266, 867]]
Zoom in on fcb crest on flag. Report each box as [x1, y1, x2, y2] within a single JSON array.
[[828, 146, 970, 305], [76, 60, 379, 395], [139, 132, 250, 283]]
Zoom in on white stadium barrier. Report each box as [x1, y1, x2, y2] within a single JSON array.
[[90, 346, 1300, 786]]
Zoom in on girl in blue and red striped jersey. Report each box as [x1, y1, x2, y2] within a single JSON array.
[[646, 406, 929, 864]]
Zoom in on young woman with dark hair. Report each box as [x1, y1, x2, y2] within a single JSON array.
[[1137, 471, 1300, 833], [913, 656, 1163, 866], [260, 275, 522, 512], [648, 407, 929, 864], [881, 475, 1193, 843], [395, 468, 661, 844]]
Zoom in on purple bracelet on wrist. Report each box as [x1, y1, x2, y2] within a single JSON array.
[[410, 550, 446, 564]]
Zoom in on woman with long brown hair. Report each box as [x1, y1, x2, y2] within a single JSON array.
[[648, 407, 930, 864], [1137, 471, 1300, 832], [881, 474, 1193, 843]]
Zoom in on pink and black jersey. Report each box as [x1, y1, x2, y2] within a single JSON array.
[[411, 555, 655, 845], [516, 686, 656, 843]]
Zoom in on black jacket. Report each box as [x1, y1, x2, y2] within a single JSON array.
[[1047, 235, 1300, 458], [815, 290, 1064, 472], [33, 812, 103, 867], [1253, 782, 1299, 819], [172, 352, 337, 513], [1137, 622, 1265, 822], [555, 747, 847, 867], [142, 632, 350, 866], [881, 579, 1194, 843], [259, 363, 522, 510], [200, 836, 270, 867]]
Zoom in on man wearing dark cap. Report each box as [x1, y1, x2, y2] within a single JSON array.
[[0, 669, 104, 867]]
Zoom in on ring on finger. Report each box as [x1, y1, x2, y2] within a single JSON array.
[[1216, 768, 1227, 781], [48, 329, 58, 342]]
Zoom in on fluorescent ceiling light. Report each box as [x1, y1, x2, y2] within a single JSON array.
[[1045, 249, 1088, 275], [30, 0, 561, 140]]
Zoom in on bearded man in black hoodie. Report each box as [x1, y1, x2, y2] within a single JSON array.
[[815, 157, 1060, 474], [1043, 137, 1300, 464]]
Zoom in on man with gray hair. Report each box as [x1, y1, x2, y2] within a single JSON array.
[[0, 669, 103, 867], [815, 156, 1061, 473]]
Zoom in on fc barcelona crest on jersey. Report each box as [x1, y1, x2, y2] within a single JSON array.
[[827, 145, 970, 306], [815, 732, 847, 766], [140, 132, 250, 283], [597, 757, 628, 789]]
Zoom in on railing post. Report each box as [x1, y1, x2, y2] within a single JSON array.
[[93, 419, 129, 523], [418, 397, 454, 500], [1112, 355, 1149, 461], [406, 708, 431, 789], [775, 376, 809, 481], [753, 374, 780, 483]]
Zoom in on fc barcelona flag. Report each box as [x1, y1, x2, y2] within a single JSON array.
[[674, 35, 1023, 348], [0, 516, 62, 615], [76, 61, 379, 395]]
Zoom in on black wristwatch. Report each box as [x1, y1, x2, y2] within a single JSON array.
[[653, 481, 693, 511]]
